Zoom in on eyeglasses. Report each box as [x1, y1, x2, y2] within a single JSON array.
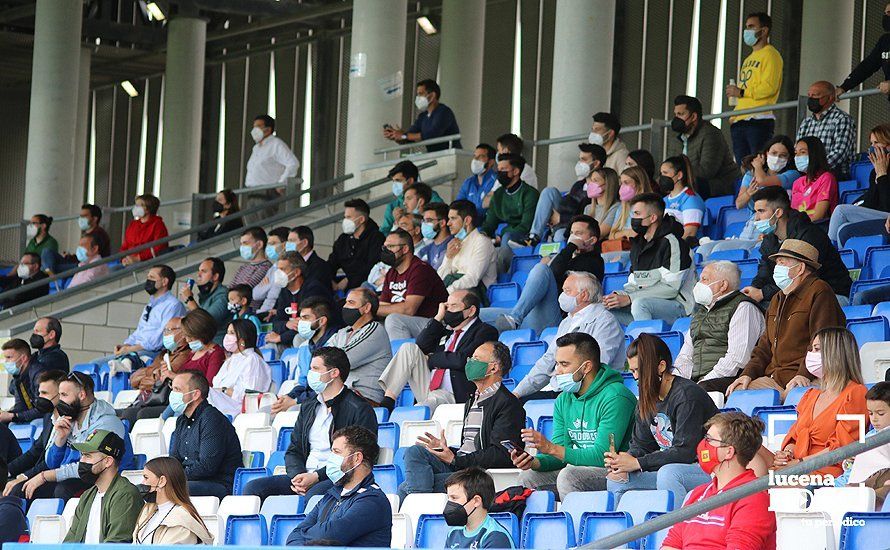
[[163, 326, 181, 334], [703, 435, 728, 446]]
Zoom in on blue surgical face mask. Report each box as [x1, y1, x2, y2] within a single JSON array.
[[555, 364, 586, 394], [773, 264, 799, 291], [325, 452, 358, 485], [753, 211, 777, 235], [297, 320, 317, 340], [78, 217, 90, 231], [307, 368, 332, 394], [455, 227, 468, 240], [188, 340, 204, 352], [743, 28, 758, 47], [265, 244, 280, 262], [421, 222, 437, 240], [75, 246, 89, 263], [392, 180, 404, 197], [239, 245, 255, 261], [795, 155, 809, 173], [285, 242, 298, 252], [4, 361, 19, 376], [163, 334, 177, 351], [169, 390, 194, 415]]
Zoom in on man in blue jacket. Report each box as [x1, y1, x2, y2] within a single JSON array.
[[286, 425, 391, 547]]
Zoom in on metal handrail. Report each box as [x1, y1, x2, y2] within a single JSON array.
[[531, 122, 656, 147], [584, 426, 890, 548], [0, 170, 456, 336], [0, 160, 439, 313], [374, 133, 462, 155]]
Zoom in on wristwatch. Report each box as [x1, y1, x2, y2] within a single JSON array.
[[186, 296, 196, 303]]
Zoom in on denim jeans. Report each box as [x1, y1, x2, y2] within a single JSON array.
[[243, 474, 332, 502], [829, 204, 888, 244], [606, 462, 711, 506], [188, 480, 232, 500], [853, 283, 890, 306], [530, 187, 564, 238], [398, 445, 455, 502], [480, 262, 562, 335], [611, 297, 687, 326], [730, 119, 775, 165]]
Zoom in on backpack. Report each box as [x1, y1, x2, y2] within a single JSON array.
[[490, 486, 533, 516]]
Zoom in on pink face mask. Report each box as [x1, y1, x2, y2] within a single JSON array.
[[805, 350, 823, 378], [619, 183, 637, 202], [586, 182, 604, 199], [223, 333, 239, 353]]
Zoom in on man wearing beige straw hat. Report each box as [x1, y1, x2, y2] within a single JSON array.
[[727, 239, 846, 401]]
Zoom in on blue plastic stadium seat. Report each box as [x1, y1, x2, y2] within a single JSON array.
[[502, 377, 517, 392], [488, 283, 521, 308], [267, 360, 286, 391], [500, 328, 536, 350], [851, 277, 890, 304], [841, 189, 866, 205], [260, 495, 305, 529], [267, 451, 286, 472], [524, 490, 556, 520], [109, 371, 130, 399], [604, 261, 626, 274], [521, 512, 575, 549], [643, 511, 670, 550], [377, 423, 400, 449], [372, 464, 403, 495], [838, 179, 862, 195], [621, 372, 638, 396], [725, 389, 781, 416], [26, 498, 64, 527], [490, 512, 521, 545], [511, 270, 529, 286], [724, 221, 747, 239], [839, 512, 890, 549], [708, 249, 748, 262], [843, 235, 886, 260], [390, 338, 416, 357], [233, 468, 269, 495], [510, 254, 542, 276], [132, 454, 147, 469], [277, 427, 293, 451], [525, 400, 555, 432], [396, 384, 415, 407], [704, 195, 735, 226], [603, 271, 629, 295], [415, 514, 449, 548], [716, 207, 751, 240], [269, 514, 305, 546], [510, 364, 533, 383], [735, 258, 760, 280], [851, 161, 872, 188], [561, 491, 613, 535], [872, 301, 890, 324], [843, 305, 874, 321], [279, 348, 301, 381], [656, 331, 683, 360], [752, 405, 798, 435], [539, 326, 559, 348], [839, 249, 859, 270], [671, 317, 691, 334], [512, 341, 547, 368], [392, 446, 408, 476], [390, 405, 430, 423], [846, 316, 890, 347], [261, 348, 276, 362], [617, 490, 674, 526], [625, 320, 668, 339], [577, 512, 633, 545], [374, 407, 390, 423], [537, 416, 553, 440], [225, 514, 267, 546], [783, 385, 814, 407], [862, 246, 890, 280]]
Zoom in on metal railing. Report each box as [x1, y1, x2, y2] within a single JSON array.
[[583, 425, 890, 549], [373, 133, 462, 159], [0, 160, 440, 318]]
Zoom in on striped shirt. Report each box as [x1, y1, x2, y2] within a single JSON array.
[[458, 382, 501, 456], [231, 260, 272, 309]]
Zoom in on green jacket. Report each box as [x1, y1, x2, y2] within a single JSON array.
[[196, 283, 230, 344], [536, 366, 638, 472], [381, 189, 444, 234], [25, 235, 59, 257], [64, 474, 143, 543], [480, 182, 539, 238]]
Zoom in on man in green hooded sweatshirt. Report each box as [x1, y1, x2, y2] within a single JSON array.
[[511, 332, 637, 499]]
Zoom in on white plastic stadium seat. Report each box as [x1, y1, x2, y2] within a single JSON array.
[[29, 515, 67, 543], [233, 412, 271, 442], [859, 341, 890, 384], [162, 416, 177, 450], [707, 391, 725, 409], [768, 488, 811, 513], [93, 390, 113, 403], [431, 404, 465, 426], [810, 486, 876, 544], [61, 498, 79, 527], [242, 426, 276, 459], [391, 513, 414, 549], [399, 492, 448, 537], [131, 418, 166, 459], [776, 512, 835, 550], [216, 495, 260, 545], [277, 379, 299, 397], [121, 469, 145, 485], [192, 496, 220, 516], [486, 469, 523, 492], [398, 420, 441, 448], [444, 419, 463, 447], [386, 493, 400, 514], [272, 410, 300, 435], [113, 389, 141, 408]]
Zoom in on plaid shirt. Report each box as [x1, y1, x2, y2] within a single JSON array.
[[797, 104, 857, 176]]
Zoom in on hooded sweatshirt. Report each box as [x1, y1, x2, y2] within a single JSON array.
[[621, 214, 695, 315], [535, 366, 638, 471]]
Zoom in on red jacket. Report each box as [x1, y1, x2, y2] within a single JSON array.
[[120, 215, 169, 261], [662, 469, 776, 550]]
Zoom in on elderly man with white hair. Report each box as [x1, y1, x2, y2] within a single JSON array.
[[674, 260, 765, 393], [513, 271, 625, 401]]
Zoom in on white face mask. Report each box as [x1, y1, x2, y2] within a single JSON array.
[[415, 94, 430, 111], [132, 205, 145, 219], [272, 269, 290, 288], [16, 263, 30, 279], [250, 127, 265, 143], [766, 154, 788, 172], [574, 161, 591, 179], [588, 132, 605, 146], [692, 280, 720, 306], [342, 218, 357, 235], [470, 159, 486, 175], [26, 224, 38, 238]]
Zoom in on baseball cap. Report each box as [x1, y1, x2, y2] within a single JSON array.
[[72, 429, 125, 459]]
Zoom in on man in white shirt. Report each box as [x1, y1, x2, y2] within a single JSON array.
[[438, 200, 497, 293], [244, 114, 300, 222], [513, 272, 626, 400], [674, 261, 765, 393]]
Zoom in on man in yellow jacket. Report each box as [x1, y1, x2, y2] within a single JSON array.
[[726, 11, 784, 165]]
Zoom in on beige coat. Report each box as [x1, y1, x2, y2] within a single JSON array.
[[132, 504, 214, 545]]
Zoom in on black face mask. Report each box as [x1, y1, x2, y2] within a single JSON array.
[[630, 217, 649, 236], [34, 397, 55, 414], [197, 281, 214, 295], [883, 13, 890, 32], [137, 483, 158, 504], [212, 202, 225, 213], [496, 171, 514, 186], [807, 96, 823, 114], [443, 309, 467, 329], [342, 307, 362, 326], [56, 398, 82, 420], [380, 247, 399, 267], [443, 500, 475, 527], [657, 175, 676, 195], [78, 460, 107, 486], [670, 116, 688, 134], [144, 280, 158, 295], [29, 333, 45, 350]]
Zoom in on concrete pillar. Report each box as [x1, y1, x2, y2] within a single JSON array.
[[439, 0, 486, 149], [23, 0, 83, 241], [344, 0, 407, 186], [799, 0, 854, 95], [69, 47, 92, 249], [546, 0, 615, 190], [159, 17, 206, 230]]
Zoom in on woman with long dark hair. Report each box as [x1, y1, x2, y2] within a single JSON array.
[[207, 319, 271, 416], [659, 155, 706, 241], [604, 334, 719, 504], [790, 136, 838, 222], [197, 189, 244, 242], [133, 457, 213, 545]]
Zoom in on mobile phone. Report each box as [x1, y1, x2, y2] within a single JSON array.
[[609, 433, 616, 454], [383, 124, 392, 130], [186, 278, 195, 288], [501, 440, 521, 453]]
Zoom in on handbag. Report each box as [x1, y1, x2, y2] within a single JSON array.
[[143, 378, 172, 407]]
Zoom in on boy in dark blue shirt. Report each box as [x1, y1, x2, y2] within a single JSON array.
[[444, 467, 515, 549]]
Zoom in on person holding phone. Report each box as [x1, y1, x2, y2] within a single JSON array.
[[511, 333, 636, 499]]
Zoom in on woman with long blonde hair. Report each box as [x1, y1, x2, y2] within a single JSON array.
[[584, 167, 621, 237], [133, 457, 213, 545]]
